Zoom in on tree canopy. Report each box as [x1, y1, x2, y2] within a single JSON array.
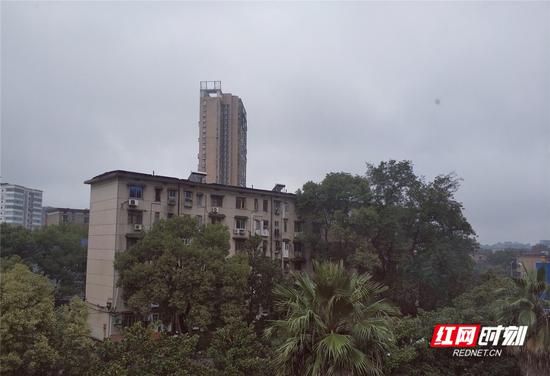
[[0, 223, 87, 300], [0, 262, 95, 376], [115, 216, 250, 333], [296, 160, 477, 313]]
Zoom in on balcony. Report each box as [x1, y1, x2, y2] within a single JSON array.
[[232, 228, 248, 238], [282, 247, 289, 259], [126, 224, 145, 239], [255, 228, 269, 237]]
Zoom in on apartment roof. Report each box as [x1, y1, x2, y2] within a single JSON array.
[[45, 207, 89, 213], [85, 170, 296, 198], [0, 182, 43, 193]]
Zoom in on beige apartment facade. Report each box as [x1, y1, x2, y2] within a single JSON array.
[[44, 207, 89, 228], [198, 81, 247, 187], [84, 170, 306, 340]]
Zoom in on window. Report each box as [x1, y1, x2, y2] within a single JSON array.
[[211, 216, 223, 225], [128, 210, 143, 224], [126, 238, 139, 250], [211, 195, 223, 207], [294, 221, 303, 233], [236, 197, 246, 209], [263, 200, 268, 212], [235, 217, 247, 230], [196, 215, 203, 226], [254, 199, 258, 211], [168, 190, 177, 199], [62, 214, 68, 224], [262, 220, 269, 230], [155, 188, 162, 202], [196, 193, 204, 207], [283, 219, 288, 232], [154, 212, 160, 224], [129, 185, 143, 198], [262, 240, 268, 255], [274, 200, 281, 214], [274, 220, 279, 228], [255, 219, 261, 231], [184, 191, 193, 208], [275, 241, 281, 250], [121, 312, 137, 328], [167, 213, 174, 219]]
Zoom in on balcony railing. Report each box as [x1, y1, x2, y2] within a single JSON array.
[[255, 228, 269, 237]]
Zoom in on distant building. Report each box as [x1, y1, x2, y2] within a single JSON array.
[[515, 251, 550, 281], [198, 81, 247, 187], [532, 243, 550, 252], [44, 207, 89, 228], [0, 183, 43, 230], [84, 170, 306, 340]]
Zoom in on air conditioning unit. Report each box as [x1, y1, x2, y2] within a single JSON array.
[[212, 207, 219, 213], [233, 229, 240, 235], [128, 199, 139, 207], [239, 229, 246, 236], [134, 224, 143, 231]]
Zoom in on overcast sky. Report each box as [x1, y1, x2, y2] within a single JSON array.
[[1, 2, 549, 244]]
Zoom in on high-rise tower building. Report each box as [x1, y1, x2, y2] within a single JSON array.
[[0, 183, 43, 229], [198, 81, 247, 187]]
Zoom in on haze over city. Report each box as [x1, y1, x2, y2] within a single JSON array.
[[1, 2, 549, 244]]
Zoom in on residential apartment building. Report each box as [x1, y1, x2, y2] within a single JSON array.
[[84, 170, 306, 340], [198, 81, 247, 187], [0, 183, 43, 229], [44, 207, 89, 228]]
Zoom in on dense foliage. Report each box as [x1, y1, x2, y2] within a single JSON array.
[[296, 161, 477, 313], [0, 262, 96, 376], [0, 223, 87, 299], [115, 216, 249, 331], [93, 323, 209, 376], [266, 261, 399, 375]]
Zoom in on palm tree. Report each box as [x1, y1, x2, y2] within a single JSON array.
[[501, 264, 550, 375], [265, 261, 399, 376]]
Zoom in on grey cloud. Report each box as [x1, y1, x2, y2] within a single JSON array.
[[1, 2, 549, 244]]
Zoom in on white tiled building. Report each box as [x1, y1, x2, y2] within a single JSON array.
[[0, 183, 43, 230]]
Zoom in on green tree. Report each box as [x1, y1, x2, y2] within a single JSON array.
[[500, 266, 550, 374], [0, 263, 59, 375], [385, 276, 520, 376], [52, 297, 98, 375], [115, 216, 249, 333], [208, 319, 273, 376], [296, 161, 477, 313], [0, 262, 95, 375], [93, 323, 208, 376], [244, 235, 283, 324], [265, 261, 398, 376], [0, 223, 87, 299]]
